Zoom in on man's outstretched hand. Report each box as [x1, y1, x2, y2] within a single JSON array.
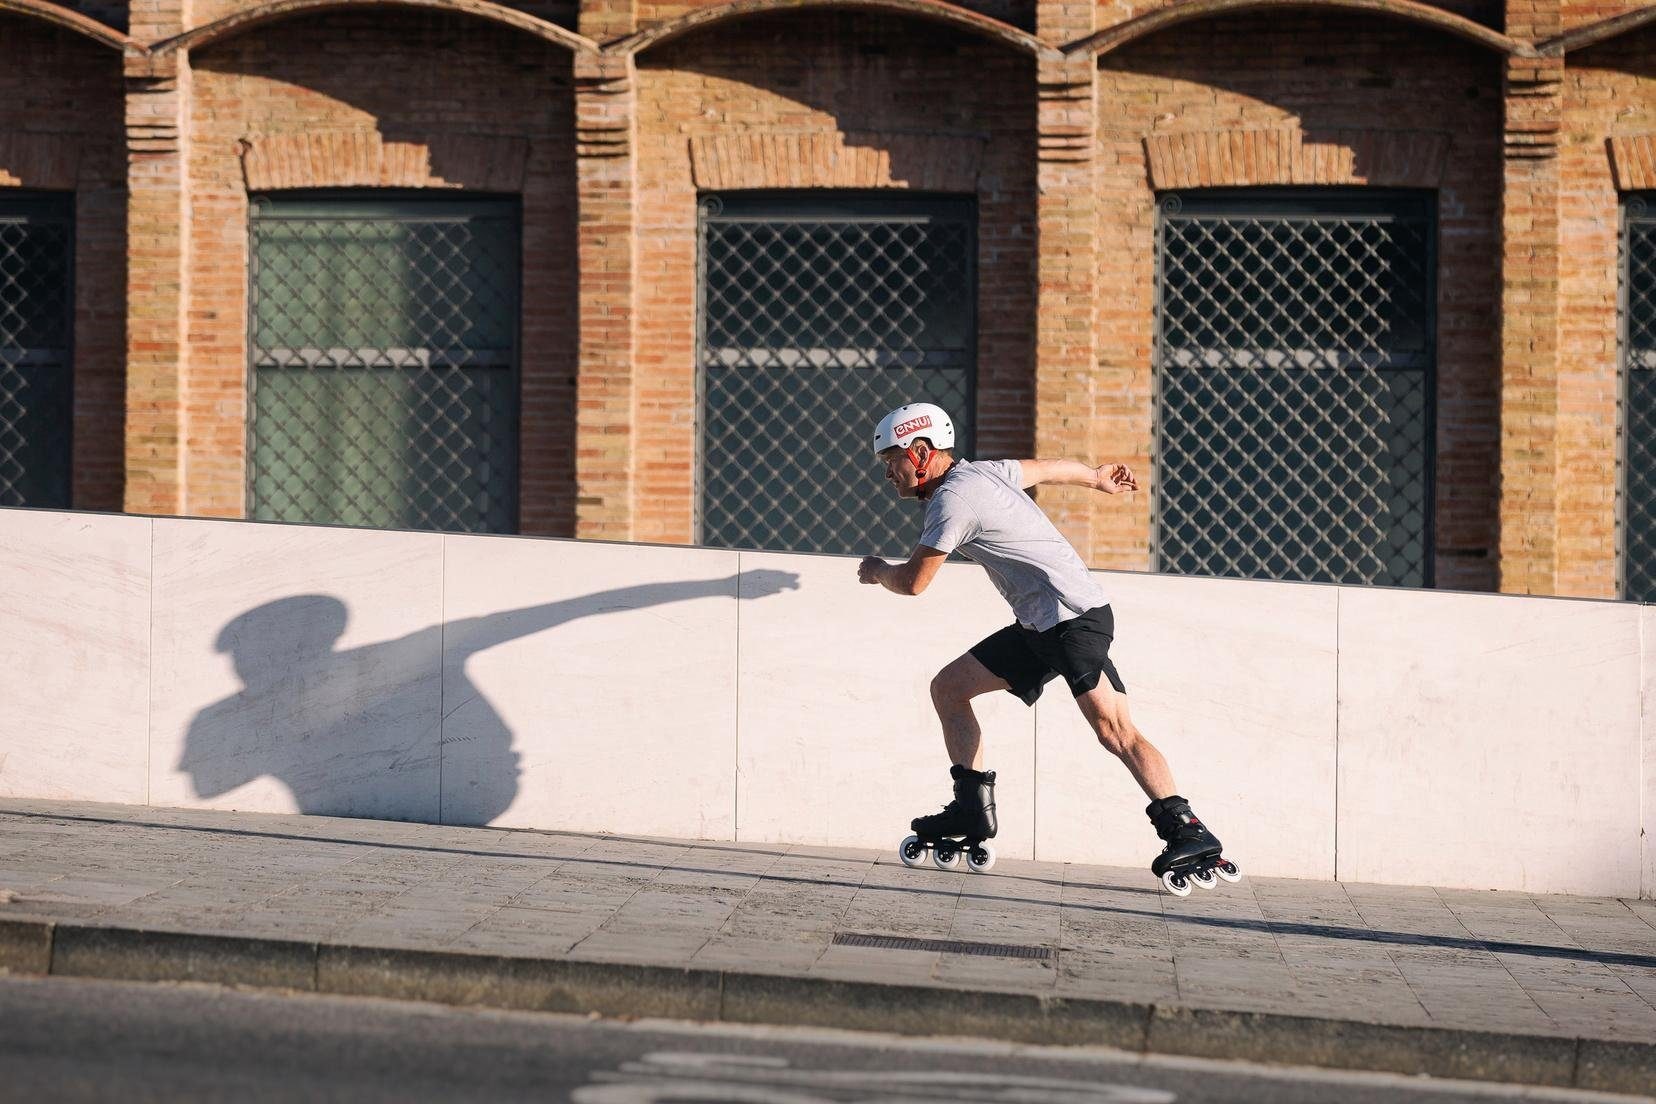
[[857, 557, 887, 585], [1095, 463, 1139, 495]]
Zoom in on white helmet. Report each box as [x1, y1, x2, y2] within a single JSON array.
[[872, 403, 956, 456]]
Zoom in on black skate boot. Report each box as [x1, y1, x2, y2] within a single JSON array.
[[900, 765, 998, 874], [1147, 796, 1240, 896]]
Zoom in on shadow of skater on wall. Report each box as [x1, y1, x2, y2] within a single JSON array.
[[177, 569, 801, 825]]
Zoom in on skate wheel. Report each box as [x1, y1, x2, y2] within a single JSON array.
[[966, 843, 996, 874], [1215, 859, 1242, 883], [898, 834, 928, 869], [1161, 870, 1193, 897], [933, 845, 963, 871], [1189, 867, 1218, 890]]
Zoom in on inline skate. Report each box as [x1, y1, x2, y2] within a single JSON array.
[[1148, 795, 1240, 896], [899, 764, 997, 873]]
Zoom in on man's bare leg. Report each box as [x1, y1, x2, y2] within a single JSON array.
[[1076, 685, 1177, 800], [929, 653, 1011, 770]]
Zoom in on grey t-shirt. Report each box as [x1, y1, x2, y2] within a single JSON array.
[[918, 459, 1108, 632]]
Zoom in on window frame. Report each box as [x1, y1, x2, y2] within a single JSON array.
[[1150, 186, 1440, 586], [244, 190, 524, 534], [0, 190, 75, 509], [693, 189, 978, 556]]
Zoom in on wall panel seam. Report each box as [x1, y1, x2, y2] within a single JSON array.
[[439, 535, 447, 826], [146, 519, 155, 808], [734, 550, 742, 841]]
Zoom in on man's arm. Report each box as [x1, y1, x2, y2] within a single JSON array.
[[1016, 459, 1138, 494], [858, 545, 949, 596]]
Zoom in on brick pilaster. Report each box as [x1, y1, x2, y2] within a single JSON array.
[[572, 50, 638, 540], [579, 0, 635, 45], [1496, 51, 1564, 594], [123, 2, 191, 516], [1032, 35, 1102, 559], [1504, 0, 1558, 45]]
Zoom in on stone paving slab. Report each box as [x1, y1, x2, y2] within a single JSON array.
[[1, 799, 1654, 1094]]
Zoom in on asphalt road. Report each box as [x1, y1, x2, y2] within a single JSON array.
[[0, 975, 1647, 1104]]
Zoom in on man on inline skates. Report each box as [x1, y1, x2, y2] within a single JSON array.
[[856, 402, 1238, 895]]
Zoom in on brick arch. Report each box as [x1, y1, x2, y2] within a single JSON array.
[[0, 0, 130, 51], [1064, 0, 1527, 59], [610, 0, 1054, 59], [150, 0, 597, 56], [1542, 10, 1656, 57]]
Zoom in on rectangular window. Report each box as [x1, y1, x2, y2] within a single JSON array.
[[1622, 195, 1656, 600], [0, 194, 73, 508], [247, 194, 521, 533], [1153, 190, 1436, 585], [697, 193, 975, 557]]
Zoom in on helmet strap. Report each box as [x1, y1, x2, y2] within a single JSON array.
[[907, 444, 937, 498]]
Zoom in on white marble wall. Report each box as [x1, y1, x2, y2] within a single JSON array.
[[1637, 606, 1656, 901], [1336, 589, 1643, 896], [1, 506, 1652, 897], [148, 518, 446, 822], [1034, 573, 1340, 878], [732, 550, 1036, 857], [0, 510, 151, 803], [442, 535, 744, 837]]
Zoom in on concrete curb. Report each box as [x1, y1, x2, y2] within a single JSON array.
[[0, 917, 51, 975], [2, 916, 1651, 1095]]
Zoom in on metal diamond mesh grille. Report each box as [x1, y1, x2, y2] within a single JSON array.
[[1153, 192, 1435, 585], [698, 195, 975, 558], [0, 196, 73, 508], [1623, 198, 1656, 600], [248, 196, 520, 533]]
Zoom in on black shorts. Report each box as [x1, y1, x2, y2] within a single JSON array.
[[969, 605, 1126, 706]]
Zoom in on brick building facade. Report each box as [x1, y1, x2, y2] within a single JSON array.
[[3, 0, 1655, 596]]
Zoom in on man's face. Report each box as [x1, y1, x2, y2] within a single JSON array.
[[879, 445, 924, 499]]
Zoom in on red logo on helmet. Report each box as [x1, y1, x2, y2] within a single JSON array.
[[894, 415, 934, 438]]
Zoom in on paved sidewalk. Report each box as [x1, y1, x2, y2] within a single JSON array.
[[2, 799, 1654, 1095]]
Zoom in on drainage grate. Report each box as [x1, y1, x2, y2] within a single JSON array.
[[832, 932, 1052, 960]]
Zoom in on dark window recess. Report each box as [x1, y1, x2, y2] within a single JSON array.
[[1153, 190, 1437, 586], [697, 192, 976, 558], [1622, 196, 1656, 600], [0, 194, 73, 508]]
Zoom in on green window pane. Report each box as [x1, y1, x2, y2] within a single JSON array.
[[248, 195, 520, 533]]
